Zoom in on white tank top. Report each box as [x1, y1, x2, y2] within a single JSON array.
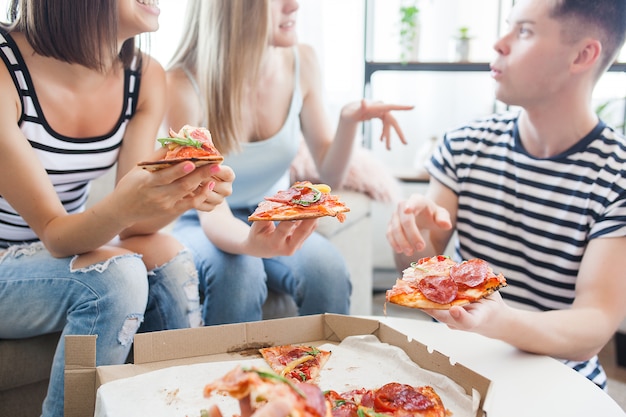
[[184, 48, 303, 208]]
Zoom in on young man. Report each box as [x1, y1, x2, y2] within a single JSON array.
[[387, 0, 626, 389]]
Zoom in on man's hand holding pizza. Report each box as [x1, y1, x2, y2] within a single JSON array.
[[424, 291, 511, 338]]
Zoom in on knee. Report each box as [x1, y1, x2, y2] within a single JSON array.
[[72, 246, 135, 270], [89, 254, 149, 312], [119, 232, 185, 269], [203, 255, 266, 296]]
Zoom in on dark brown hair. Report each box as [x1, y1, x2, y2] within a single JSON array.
[[3, 0, 137, 71], [550, 0, 626, 73]]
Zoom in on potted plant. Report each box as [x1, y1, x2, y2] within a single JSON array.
[[453, 26, 473, 62], [399, 0, 420, 64]]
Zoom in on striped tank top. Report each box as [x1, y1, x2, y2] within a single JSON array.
[[0, 29, 140, 247], [428, 111, 626, 389]]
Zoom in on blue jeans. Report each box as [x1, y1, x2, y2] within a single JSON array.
[[172, 209, 351, 325], [0, 243, 198, 417]]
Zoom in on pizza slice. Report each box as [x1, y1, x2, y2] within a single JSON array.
[[259, 344, 332, 384], [325, 382, 448, 417], [203, 365, 331, 417], [386, 255, 507, 310], [248, 181, 350, 222], [138, 125, 224, 171]]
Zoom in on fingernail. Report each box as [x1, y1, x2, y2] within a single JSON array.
[[183, 162, 195, 173], [208, 181, 215, 191], [209, 164, 221, 173]]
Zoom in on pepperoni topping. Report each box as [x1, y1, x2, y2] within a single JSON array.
[[298, 383, 329, 417], [450, 258, 489, 287], [374, 383, 434, 412], [265, 184, 324, 206], [325, 390, 359, 417], [418, 275, 458, 304]]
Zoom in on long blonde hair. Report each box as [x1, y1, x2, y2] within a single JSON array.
[[168, 0, 270, 155]]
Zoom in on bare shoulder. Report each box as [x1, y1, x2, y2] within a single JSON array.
[[296, 44, 323, 96], [164, 66, 203, 130], [297, 44, 320, 72], [165, 66, 194, 94], [139, 53, 166, 88]]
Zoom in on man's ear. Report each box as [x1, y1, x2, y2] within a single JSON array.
[[571, 38, 602, 74]]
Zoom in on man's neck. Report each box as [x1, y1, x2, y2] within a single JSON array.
[[517, 102, 598, 158]]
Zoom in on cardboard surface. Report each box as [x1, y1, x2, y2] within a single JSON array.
[[64, 314, 491, 417]]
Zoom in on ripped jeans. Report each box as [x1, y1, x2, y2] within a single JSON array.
[[0, 243, 200, 417], [172, 209, 352, 325]]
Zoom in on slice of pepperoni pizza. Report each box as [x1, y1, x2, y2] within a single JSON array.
[[203, 365, 331, 417], [325, 382, 448, 417], [259, 344, 332, 384], [138, 125, 224, 171], [386, 255, 507, 310], [248, 181, 350, 223]]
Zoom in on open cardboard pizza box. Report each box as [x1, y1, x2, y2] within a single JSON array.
[[64, 314, 492, 417]]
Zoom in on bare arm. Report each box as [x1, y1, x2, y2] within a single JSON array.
[[428, 236, 626, 361], [298, 44, 413, 189], [197, 203, 317, 257]]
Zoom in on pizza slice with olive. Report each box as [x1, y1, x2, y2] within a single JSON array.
[[248, 181, 350, 222], [259, 344, 332, 384]]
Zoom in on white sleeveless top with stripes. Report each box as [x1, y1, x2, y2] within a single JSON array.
[[428, 111, 626, 388], [0, 29, 140, 247]]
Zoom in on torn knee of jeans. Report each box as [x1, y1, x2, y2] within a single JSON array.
[[70, 253, 141, 273], [117, 314, 144, 346], [0, 241, 46, 262]]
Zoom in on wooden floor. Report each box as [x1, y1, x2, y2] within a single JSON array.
[[372, 268, 626, 412]]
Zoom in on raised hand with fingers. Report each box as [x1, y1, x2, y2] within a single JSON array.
[[341, 99, 414, 150]]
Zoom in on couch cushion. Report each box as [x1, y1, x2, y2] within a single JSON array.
[[316, 190, 371, 239], [0, 333, 59, 390]]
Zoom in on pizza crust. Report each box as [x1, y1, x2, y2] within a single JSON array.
[[386, 280, 506, 310], [138, 156, 224, 171]]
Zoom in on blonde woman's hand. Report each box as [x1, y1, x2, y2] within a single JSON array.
[[342, 99, 414, 150], [244, 219, 318, 258]]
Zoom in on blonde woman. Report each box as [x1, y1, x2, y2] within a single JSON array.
[[0, 0, 234, 415], [165, 0, 412, 325]]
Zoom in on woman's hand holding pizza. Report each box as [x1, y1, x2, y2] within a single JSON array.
[[114, 161, 234, 224], [341, 99, 414, 150], [387, 194, 452, 257], [244, 219, 318, 258]]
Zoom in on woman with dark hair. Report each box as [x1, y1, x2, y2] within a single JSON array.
[[0, 1, 234, 415]]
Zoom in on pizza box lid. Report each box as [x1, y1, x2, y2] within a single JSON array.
[[64, 314, 492, 417]]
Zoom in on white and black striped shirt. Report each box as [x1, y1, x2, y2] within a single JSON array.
[[0, 29, 140, 247], [428, 111, 626, 388]]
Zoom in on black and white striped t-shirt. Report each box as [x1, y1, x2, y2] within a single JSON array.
[[0, 29, 140, 248], [428, 111, 626, 389]]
